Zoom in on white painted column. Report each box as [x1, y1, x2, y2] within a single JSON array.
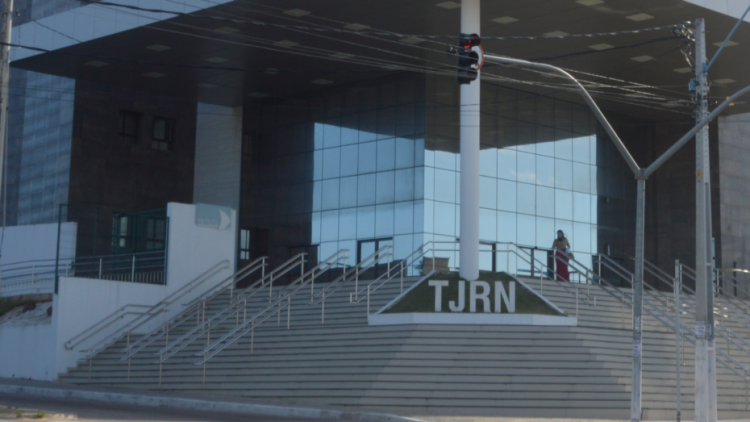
[[459, 0, 480, 281]]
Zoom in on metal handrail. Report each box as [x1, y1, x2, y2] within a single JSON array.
[[67, 259, 233, 359], [120, 257, 269, 360], [312, 245, 392, 305], [595, 255, 750, 381], [153, 253, 308, 362], [192, 250, 349, 364]]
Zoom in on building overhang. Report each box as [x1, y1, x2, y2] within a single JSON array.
[[10, 0, 750, 120]]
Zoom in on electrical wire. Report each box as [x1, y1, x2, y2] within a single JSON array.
[[82, 0, 685, 42]]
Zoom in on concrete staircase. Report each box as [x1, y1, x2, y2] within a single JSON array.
[[58, 273, 750, 420]]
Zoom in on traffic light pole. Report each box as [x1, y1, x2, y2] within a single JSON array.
[[484, 47, 750, 421], [692, 18, 717, 422], [0, 0, 13, 211], [458, 0, 480, 282]]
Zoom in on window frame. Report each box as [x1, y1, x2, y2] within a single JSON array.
[[151, 116, 175, 151], [119, 110, 141, 144]]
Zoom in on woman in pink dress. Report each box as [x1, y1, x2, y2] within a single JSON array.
[[552, 230, 572, 282]]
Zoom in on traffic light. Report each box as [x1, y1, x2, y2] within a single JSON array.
[[456, 33, 483, 85]]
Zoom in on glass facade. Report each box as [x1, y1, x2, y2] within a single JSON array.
[[242, 74, 635, 274], [4, 69, 75, 225]]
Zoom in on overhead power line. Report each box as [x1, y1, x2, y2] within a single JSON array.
[[81, 0, 686, 42]]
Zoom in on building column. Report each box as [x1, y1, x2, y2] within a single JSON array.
[[193, 103, 242, 212]]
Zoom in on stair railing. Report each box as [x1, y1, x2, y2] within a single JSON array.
[[312, 245, 393, 305], [151, 253, 307, 363], [120, 256, 268, 360], [192, 249, 351, 365], [65, 259, 233, 360], [594, 255, 750, 387]]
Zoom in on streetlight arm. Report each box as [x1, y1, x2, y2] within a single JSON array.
[[483, 54, 642, 176], [643, 84, 750, 178]]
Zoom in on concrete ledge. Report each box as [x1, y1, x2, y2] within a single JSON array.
[[368, 312, 577, 326], [0, 383, 423, 422]]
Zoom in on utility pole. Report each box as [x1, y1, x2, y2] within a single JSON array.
[[459, 0, 480, 282], [693, 18, 717, 422], [0, 0, 12, 210]]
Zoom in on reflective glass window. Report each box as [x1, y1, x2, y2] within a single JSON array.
[[377, 138, 396, 171], [357, 174, 376, 206], [434, 169, 456, 203], [375, 204, 395, 237], [358, 142, 377, 174], [323, 147, 340, 179], [434, 201, 456, 236], [394, 201, 414, 235], [357, 206, 375, 239], [517, 214, 536, 247], [395, 168, 415, 202], [321, 179, 339, 210], [536, 186, 554, 218], [339, 176, 358, 209], [555, 189, 573, 221], [395, 137, 415, 169], [434, 150, 456, 170], [536, 217, 555, 249], [376, 171, 395, 204], [480, 208, 497, 242], [340, 145, 358, 176], [572, 136, 590, 164], [517, 182, 535, 215], [555, 134, 572, 161], [321, 210, 339, 242], [555, 159, 573, 190], [536, 155, 554, 187], [323, 123, 341, 148], [498, 148, 517, 181], [497, 179, 517, 212], [574, 192, 591, 223], [480, 148, 497, 177], [497, 211, 517, 243], [480, 176, 497, 209], [573, 162, 590, 193], [339, 208, 357, 240], [574, 222, 591, 253], [517, 152, 536, 184]]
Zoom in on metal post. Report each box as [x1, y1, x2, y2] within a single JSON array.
[[367, 284, 370, 316], [0, 0, 13, 217], [321, 291, 325, 324], [675, 263, 682, 422], [575, 285, 579, 319], [458, 0, 481, 282], [400, 264, 404, 293], [632, 177, 646, 422], [553, 248, 557, 281], [693, 18, 716, 422], [287, 296, 291, 329], [131, 255, 135, 282]]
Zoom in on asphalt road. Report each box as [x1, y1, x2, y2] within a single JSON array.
[[0, 393, 323, 422]]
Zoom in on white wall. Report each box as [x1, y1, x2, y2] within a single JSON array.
[[51, 202, 237, 377], [0, 323, 56, 380], [193, 103, 242, 212], [0, 222, 77, 297], [0, 222, 76, 266]]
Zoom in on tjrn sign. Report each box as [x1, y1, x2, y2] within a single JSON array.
[[428, 280, 516, 313]]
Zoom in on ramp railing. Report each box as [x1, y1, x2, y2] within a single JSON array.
[[65, 259, 234, 361], [119, 256, 268, 360], [593, 254, 750, 398], [148, 253, 307, 364], [191, 249, 354, 366]]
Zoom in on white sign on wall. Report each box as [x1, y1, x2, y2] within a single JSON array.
[[428, 280, 516, 313], [195, 203, 232, 230]]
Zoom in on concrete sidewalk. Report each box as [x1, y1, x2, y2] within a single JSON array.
[[0, 378, 414, 422], [1, 379, 748, 422]]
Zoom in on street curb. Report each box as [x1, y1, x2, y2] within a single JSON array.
[[0, 384, 422, 422]]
